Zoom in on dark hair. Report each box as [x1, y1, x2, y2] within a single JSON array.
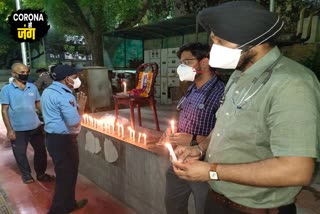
[[177, 42, 210, 61], [36, 68, 48, 73]]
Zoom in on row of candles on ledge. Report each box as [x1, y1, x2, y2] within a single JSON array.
[[83, 114, 178, 159], [82, 114, 151, 144]]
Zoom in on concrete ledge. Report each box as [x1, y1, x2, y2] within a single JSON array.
[[78, 126, 171, 214]]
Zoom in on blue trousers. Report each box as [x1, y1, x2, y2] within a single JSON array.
[[46, 133, 79, 214], [11, 125, 47, 179], [165, 165, 209, 214]]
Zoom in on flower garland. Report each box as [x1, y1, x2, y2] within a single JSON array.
[[128, 71, 153, 97]]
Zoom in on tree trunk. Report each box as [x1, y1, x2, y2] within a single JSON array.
[[87, 32, 104, 66]]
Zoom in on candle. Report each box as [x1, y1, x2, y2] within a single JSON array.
[[165, 142, 177, 161], [89, 116, 92, 127], [83, 114, 88, 124], [103, 122, 106, 132], [138, 132, 142, 143], [170, 120, 175, 135], [97, 120, 100, 130], [128, 127, 132, 140], [142, 133, 147, 145], [110, 123, 114, 134], [117, 123, 120, 136], [121, 124, 124, 138], [94, 119, 97, 129], [132, 129, 135, 142], [123, 81, 127, 93], [100, 121, 103, 130]]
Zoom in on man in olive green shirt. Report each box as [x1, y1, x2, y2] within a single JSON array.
[[170, 1, 320, 213]]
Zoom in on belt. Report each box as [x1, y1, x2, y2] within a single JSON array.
[[46, 133, 78, 137], [209, 189, 294, 214], [45, 133, 78, 141]]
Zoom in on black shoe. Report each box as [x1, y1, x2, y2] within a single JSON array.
[[70, 199, 88, 212], [22, 175, 34, 184], [37, 173, 55, 182]]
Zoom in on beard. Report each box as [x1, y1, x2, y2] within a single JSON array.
[[236, 49, 257, 71]]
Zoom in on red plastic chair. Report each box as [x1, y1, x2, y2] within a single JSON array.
[[113, 63, 160, 131]]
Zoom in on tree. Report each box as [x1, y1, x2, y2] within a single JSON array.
[[2, 0, 318, 67], [0, 0, 21, 68], [21, 0, 174, 66]]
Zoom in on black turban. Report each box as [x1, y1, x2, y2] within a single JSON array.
[[198, 1, 283, 46]]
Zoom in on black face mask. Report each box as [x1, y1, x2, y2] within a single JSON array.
[[16, 73, 29, 82]]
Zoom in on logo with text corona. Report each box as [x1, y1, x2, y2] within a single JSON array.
[[8, 9, 50, 43]]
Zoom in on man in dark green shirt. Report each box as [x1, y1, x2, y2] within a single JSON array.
[[171, 1, 320, 213]]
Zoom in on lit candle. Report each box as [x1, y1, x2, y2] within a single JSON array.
[[132, 129, 135, 142], [103, 122, 106, 132], [142, 133, 147, 145], [165, 142, 177, 161], [128, 127, 132, 140], [110, 123, 115, 134], [100, 121, 103, 130], [138, 132, 142, 143], [121, 125, 124, 138], [117, 123, 120, 136], [97, 120, 100, 130], [94, 119, 97, 129], [89, 116, 93, 127], [170, 120, 175, 135], [83, 114, 88, 124], [123, 81, 127, 93]]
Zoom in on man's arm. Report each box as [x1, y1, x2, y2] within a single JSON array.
[[76, 92, 87, 116], [35, 100, 41, 113], [216, 156, 314, 186], [173, 156, 315, 187], [1, 104, 16, 140], [167, 132, 208, 146]]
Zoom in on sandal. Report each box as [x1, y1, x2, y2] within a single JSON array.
[[37, 173, 55, 182]]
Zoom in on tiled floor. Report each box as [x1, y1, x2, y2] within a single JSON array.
[[0, 142, 135, 214]]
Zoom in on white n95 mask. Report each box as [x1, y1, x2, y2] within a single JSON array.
[[209, 44, 242, 69], [72, 77, 82, 89], [177, 64, 196, 82]]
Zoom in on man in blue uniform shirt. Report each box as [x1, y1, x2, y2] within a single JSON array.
[[1, 62, 54, 184], [41, 64, 88, 214]]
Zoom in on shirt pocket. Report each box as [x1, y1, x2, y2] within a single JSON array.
[[225, 109, 259, 146]]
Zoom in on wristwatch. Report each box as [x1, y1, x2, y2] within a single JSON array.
[[190, 135, 198, 146], [209, 163, 219, 180]]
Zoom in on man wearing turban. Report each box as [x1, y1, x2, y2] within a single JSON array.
[[170, 1, 320, 213]]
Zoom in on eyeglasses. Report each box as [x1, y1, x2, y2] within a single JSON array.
[[179, 58, 197, 66]]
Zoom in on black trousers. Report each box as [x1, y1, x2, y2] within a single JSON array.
[[46, 133, 79, 214], [204, 191, 297, 214], [11, 125, 47, 179]]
